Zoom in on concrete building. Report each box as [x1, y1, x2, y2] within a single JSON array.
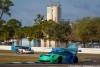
[[47, 2, 61, 23]]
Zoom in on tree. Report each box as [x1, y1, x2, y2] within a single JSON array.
[[0, 0, 14, 19], [22, 26, 30, 38], [28, 37, 33, 47], [13, 27, 23, 46], [48, 22, 72, 47], [74, 17, 100, 48], [7, 19, 22, 28], [0, 20, 7, 44], [6, 19, 22, 39], [31, 25, 43, 40], [0, 19, 6, 26], [6, 19, 22, 46], [34, 14, 44, 25], [41, 20, 55, 41]]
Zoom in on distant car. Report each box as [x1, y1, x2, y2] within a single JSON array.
[[15, 46, 34, 54], [38, 47, 81, 64]]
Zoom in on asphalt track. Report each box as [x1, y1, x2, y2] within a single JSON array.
[[1, 63, 100, 67], [0, 53, 100, 67]]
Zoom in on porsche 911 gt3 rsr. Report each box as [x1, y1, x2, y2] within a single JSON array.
[[15, 46, 34, 54], [38, 47, 81, 64]]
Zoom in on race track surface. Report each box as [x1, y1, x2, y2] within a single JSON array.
[[0, 53, 100, 67], [0, 63, 100, 67]]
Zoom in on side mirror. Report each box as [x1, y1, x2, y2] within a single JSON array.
[[78, 50, 82, 52]]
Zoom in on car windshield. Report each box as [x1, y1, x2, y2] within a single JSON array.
[[22, 47, 29, 49], [19, 47, 29, 49]]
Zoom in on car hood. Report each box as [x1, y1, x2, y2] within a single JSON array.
[[40, 54, 58, 57]]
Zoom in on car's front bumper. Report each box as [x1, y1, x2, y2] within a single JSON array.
[[23, 51, 34, 54], [38, 58, 57, 64]]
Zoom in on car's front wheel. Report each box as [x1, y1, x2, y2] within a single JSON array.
[[16, 50, 20, 54]]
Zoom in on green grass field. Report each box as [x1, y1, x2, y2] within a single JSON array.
[[0, 50, 100, 64]]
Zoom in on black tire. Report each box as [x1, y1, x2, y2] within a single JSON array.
[[73, 56, 78, 63], [20, 50, 23, 54], [58, 56, 62, 64], [16, 49, 19, 54]]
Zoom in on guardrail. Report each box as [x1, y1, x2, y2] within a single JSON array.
[[0, 46, 100, 54], [0, 45, 11, 50]]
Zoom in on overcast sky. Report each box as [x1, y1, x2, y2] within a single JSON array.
[[3, 0, 100, 26]]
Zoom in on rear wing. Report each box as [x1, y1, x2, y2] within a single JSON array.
[[52, 43, 82, 55], [52, 48, 81, 55], [68, 43, 82, 54]]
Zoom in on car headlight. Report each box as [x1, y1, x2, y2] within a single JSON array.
[[52, 55, 55, 58], [40, 55, 43, 57]]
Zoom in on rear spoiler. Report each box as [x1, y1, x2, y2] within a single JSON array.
[[52, 47, 82, 55], [68, 43, 82, 52]]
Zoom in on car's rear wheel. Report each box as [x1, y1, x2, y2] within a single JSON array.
[[58, 56, 62, 64], [73, 56, 78, 63]]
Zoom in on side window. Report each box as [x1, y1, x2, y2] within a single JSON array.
[[62, 52, 66, 55], [65, 51, 71, 55], [64, 53, 66, 55]]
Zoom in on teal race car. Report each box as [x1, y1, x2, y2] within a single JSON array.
[[38, 47, 81, 64]]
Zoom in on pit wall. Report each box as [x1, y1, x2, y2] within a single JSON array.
[[0, 46, 100, 54]]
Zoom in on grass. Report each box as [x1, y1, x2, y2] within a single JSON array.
[[0, 50, 100, 64], [77, 53, 100, 56], [77, 53, 100, 62], [0, 50, 15, 53], [0, 55, 38, 64]]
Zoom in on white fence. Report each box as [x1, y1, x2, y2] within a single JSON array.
[[0, 46, 100, 54], [0, 46, 11, 50], [78, 48, 100, 54]]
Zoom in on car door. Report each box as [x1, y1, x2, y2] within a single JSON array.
[[65, 51, 72, 63]]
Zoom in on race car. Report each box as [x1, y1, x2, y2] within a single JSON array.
[[38, 47, 81, 64], [15, 46, 34, 54]]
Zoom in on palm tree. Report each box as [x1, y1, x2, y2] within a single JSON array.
[[13, 28, 23, 46], [2, 31, 9, 45], [22, 26, 30, 38], [28, 37, 33, 47]]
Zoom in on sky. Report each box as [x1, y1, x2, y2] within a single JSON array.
[[3, 0, 100, 26]]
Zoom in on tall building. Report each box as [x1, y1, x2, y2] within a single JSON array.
[[47, 2, 61, 23]]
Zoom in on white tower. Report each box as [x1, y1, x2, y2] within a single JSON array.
[[47, 2, 61, 23]]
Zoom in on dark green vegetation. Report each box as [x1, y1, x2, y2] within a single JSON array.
[[74, 17, 100, 47], [1, 0, 100, 48], [0, 0, 14, 19]]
